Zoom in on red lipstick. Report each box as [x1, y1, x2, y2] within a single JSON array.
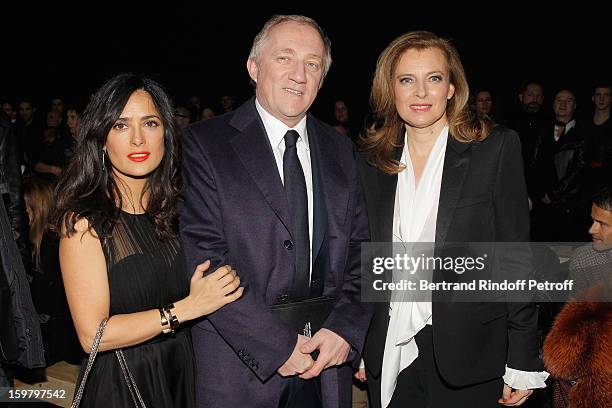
[[127, 152, 150, 162]]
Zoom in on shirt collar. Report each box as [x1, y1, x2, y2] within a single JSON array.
[[400, 125, 449, 165], [555, 118, 576, 132], [255, 98, 309, 151]]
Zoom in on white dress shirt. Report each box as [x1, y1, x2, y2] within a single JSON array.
[[381, 126, 447, 408], [255, 99, 314, 279]]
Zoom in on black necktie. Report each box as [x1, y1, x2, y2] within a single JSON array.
[[555, 120, 566, 139], [283, 130, 310, 300]]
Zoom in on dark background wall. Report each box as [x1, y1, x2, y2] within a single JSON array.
[[2, 4, 609, 126]]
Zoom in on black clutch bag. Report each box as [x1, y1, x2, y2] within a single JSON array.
[[270, 296, 335, 338]]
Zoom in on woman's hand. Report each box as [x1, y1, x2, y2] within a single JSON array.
[[354, 367, 367, 382], [176, 260, 244, 322]]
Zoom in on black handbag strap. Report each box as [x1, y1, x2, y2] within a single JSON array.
[[71, 318, 147, 408]]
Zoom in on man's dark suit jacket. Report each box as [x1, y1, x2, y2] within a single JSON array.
[[359, 126, 542, 407], [532, 122, 587, 204], [180, 98, 372, 407]]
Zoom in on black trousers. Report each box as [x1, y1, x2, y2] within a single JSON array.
[[369, 325, 503, 408], [278, 376, 322, 408]]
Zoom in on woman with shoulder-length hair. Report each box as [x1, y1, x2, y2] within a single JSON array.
[[357, 31, 548, 408], [24, 175, 82, 365], [51, 73, 243, 407]]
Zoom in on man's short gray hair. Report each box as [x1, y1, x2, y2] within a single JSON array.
[[248, 14, 332, 78]]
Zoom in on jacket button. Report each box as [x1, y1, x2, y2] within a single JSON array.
[[278, 294, 289, 303], [283, 240, 293, 250]]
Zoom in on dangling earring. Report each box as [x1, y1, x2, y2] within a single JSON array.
[[102, 150, 106, 171]]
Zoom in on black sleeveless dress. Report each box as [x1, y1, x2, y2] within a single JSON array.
[[77, 211, 195, 407]]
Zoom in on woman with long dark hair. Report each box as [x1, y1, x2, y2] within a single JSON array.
[[51, 73, 243, 407]]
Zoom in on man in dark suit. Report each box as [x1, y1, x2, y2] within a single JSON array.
[[179, 15, 372, 408], [532, 89, 588, 242]]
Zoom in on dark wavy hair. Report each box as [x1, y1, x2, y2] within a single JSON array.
[[51, 73, 181, 239]]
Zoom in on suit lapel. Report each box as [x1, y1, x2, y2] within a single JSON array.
[[435, 135, 472, 245], [308, 117, 347, 260], [378, 147, 402, 243], [229, 99, 292, 234]]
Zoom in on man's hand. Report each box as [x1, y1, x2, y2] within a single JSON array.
[[498, 384, 533, 406], [277, 335, 314, 377], [298, 328, 351, 379]]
